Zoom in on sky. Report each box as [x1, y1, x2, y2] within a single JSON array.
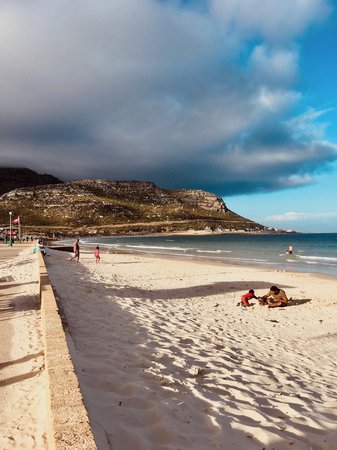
[[0, 0, 336, 232]]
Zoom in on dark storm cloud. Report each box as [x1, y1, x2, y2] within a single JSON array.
[[0, 0, 336, 195], [0, 120, 89, 144]]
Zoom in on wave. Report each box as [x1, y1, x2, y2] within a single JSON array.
[[226, 257, 268, 263], [297, 255, 337, 263], [196, 249, 232, 254], [60, 234, 337, 277], [304, 261, 337, 267], [125, 244, 192, 252]]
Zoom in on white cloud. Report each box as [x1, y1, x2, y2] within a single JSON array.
[[265, 211, 337, 222], [209, 0, 330, 41], [286, 108, 334, 140], [255, 87, 299, 113], [249, 46, 299, 87]]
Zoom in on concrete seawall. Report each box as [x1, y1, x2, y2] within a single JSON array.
[[38, 252, 97, 449]]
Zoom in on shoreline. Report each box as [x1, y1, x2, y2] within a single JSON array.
[[52, 241, 337, 282], [110, 247, 337, 281]]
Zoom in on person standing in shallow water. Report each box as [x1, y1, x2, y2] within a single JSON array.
[[287, 244, 294, 255], [94, 245, 100, 264], [70, 238, 80, 262]]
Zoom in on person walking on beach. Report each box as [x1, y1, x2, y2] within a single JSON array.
[[94, 245, 100, 264], [70, 238, 80, 262], [258, 285, 289, 308], [240, 289, 257, 307]]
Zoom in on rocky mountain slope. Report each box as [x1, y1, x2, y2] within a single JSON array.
[[0, 167, 62, 195], [0, 178, 264, 236]]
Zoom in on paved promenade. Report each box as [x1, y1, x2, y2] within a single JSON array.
[[0, 247, 19, 403], [0, 243, 48, 449], [0, 243, 97, 449], [0, 244, 32, 366]]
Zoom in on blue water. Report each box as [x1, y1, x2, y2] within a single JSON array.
[[63, 233, 337, 277]]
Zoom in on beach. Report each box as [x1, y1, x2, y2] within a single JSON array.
[[43, 247, 337, 450]]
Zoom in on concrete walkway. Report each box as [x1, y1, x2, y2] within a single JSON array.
[[0, 244, 97, 449], [0, 247, 19, 402], [0, 245, 32, 366], [0, 244, 48, 449]]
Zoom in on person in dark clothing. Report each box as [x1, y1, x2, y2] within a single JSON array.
[[70, 239, 80, 262]]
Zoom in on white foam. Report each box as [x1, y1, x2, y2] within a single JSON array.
[[297, 255, 337, 262], [196, 249, 232, 254], [125, 244, 191, 251]]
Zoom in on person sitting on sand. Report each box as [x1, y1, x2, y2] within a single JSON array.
[[240, 289, 257, 307], [258, 285, 289, 308]]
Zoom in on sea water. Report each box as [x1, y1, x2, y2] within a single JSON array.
[[63, 233, 337, 278]]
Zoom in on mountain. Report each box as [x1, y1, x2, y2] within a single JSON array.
[[0, 177, 265, 236], [0, 167, 62, 196]]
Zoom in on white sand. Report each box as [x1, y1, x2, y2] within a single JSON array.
[[0, 247, 48, 449], [45, 248, 337, 450]]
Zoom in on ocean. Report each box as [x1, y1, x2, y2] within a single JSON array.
[[61, 233, 337, 278]]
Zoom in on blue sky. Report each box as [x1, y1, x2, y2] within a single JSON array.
[[0, 0, 336, 232], [231, 4, 337, 232]]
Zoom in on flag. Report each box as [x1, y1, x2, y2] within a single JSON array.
[[12, 216, 20, 225]]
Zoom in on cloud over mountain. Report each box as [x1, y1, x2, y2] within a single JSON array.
[[0, 0, 336, 196]]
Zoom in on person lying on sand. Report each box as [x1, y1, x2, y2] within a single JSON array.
[[240, 289, 257, 307], [258, 285, 289, 308]]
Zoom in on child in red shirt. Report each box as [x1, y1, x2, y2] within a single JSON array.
[[241, 289, 257, 307]]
